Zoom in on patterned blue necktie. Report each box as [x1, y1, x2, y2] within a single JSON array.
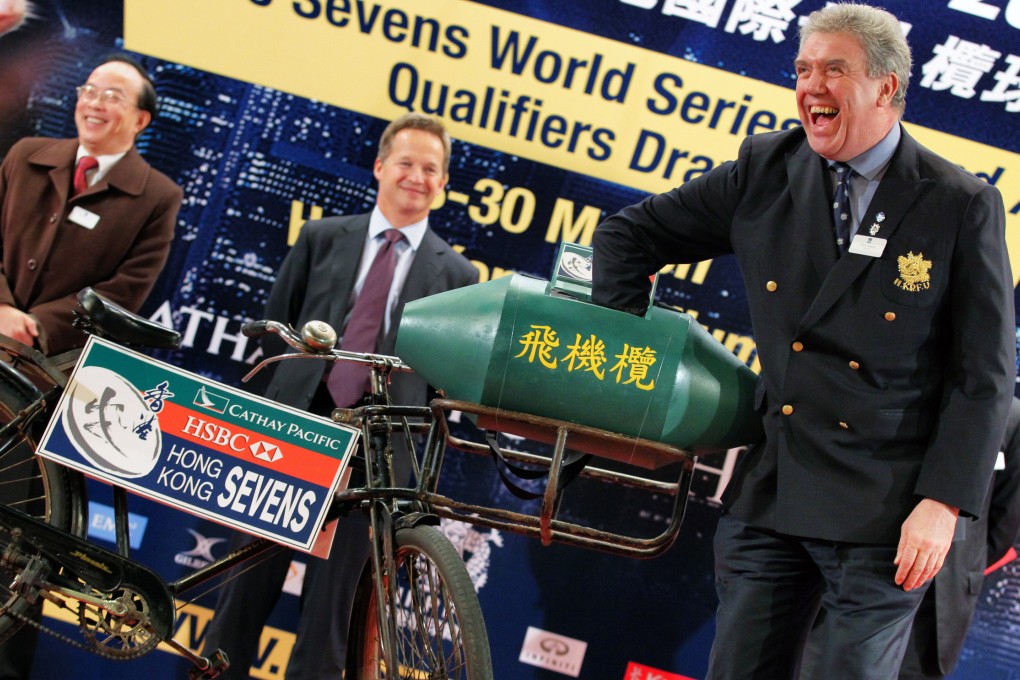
[[832, 162, 853, 253]]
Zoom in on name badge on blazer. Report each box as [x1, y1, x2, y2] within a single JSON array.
[[848, 234, 886, 257], [68, 206, 100, 230]]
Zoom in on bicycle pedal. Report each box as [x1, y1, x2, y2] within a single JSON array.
[[187, 649, 229, 680]]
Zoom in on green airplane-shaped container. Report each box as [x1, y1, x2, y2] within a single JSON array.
[[396, 269, 763, 455]]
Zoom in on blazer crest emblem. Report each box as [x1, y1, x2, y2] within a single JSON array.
[[894, 251, 933, 292]]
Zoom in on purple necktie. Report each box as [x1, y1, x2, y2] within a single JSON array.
[[327, 229, 405, 407], [73, 156, 98, 196]]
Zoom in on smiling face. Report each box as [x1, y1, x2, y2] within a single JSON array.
[[795, 31, 899, 162], [373, 127, 447, 228], [74, 61, 151, 156]]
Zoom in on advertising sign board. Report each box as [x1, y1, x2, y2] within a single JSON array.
[[37, 338, 360, 553]]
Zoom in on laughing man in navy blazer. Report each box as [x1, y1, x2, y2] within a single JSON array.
[[592, 4, 1014, 679]]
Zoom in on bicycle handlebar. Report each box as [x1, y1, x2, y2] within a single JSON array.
[[240, 319, 414, 384], [240, 319, 269, 338]]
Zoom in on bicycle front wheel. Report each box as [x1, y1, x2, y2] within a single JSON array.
[[0, 365, 86, 642], [347, 523, 493, 679]]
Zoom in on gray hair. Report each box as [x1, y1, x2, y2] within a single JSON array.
[[799, 3, 912, 113]]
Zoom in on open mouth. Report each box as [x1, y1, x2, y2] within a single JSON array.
[[809, 105, 839, 125]]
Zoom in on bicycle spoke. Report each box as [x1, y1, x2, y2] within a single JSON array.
[[348, 524, 490, 679]]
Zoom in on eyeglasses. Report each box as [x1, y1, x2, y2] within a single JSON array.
[[75, 84, 134, 108]]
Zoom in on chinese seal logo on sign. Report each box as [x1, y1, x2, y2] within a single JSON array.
[[62, 366, 162, 478]]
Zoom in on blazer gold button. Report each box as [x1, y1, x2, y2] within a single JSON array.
[[49, 214, 57, 223], [782, 404, 794, 415], [26, 259, 37, 270], [766, 281, 778, 292], [884, 312, 896, 321], [792, 341, 804, 352], [849, 360, 860, 370], [839, 421, 849, 429]]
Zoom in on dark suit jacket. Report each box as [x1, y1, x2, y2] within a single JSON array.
[[261, 212, 479, 411], [916, 396, 1020, 676], [593, 124, 1014, 544], [0, 137, 181, 353]]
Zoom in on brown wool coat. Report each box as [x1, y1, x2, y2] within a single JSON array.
[[0, 137, 181, 353]]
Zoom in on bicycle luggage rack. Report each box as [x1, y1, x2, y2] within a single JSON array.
[[416, 398, 697, 559]]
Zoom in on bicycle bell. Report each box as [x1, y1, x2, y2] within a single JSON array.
[[302, 320, 337, 351]]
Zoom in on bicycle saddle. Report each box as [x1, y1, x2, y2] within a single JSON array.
[[75, 287, 181, 350]]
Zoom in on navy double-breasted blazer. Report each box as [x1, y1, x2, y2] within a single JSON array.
[[593, 125, 1014, 544]]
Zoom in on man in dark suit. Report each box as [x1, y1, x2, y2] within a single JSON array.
[[591, 4, 1014, 679], [0, 53, 180, 355], [896, 396, 1020, 679], [201, 112, 478, 679], [0, 53, 179, 680]]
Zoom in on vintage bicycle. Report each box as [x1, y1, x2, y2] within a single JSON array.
[[0, 287, 703, 679]]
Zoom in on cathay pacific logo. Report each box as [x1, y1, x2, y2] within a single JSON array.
[[194, 386, 229, 414]]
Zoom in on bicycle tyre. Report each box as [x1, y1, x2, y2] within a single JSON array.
[[0, 365, 86, 642], [347, 523, 493, 679]]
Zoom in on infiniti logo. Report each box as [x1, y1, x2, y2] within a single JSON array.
[[540, 638, 570, 656], [519, 626, 587, 677]]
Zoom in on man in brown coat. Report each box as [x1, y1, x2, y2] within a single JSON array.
[[0, 53, 180, 355], [0, 52, 180, 680]]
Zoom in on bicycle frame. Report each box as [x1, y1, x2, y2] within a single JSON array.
[[0, 288, 700, 679], [0, 327, 423, 675]]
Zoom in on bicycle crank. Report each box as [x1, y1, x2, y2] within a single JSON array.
[[0, 502, 176, 642]]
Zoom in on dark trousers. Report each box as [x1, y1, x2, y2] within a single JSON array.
[[896, 588, 943, 679], [284, 512, 372, 678], [201, 384, 413, 678], [200, 534, 294, 680], [709, 514, 929, 680], [200, 516, 374, 680]]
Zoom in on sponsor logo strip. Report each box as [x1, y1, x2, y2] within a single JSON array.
[[624, 662, 696, 680], [158, 401, 345, 488]]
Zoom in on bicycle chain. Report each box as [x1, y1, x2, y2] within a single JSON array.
[[2, 590, 158, 661]]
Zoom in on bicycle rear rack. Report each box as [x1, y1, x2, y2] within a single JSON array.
[[416, 399, 697, 559]]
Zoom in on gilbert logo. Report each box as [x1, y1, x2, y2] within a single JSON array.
[[175, 528, 227, 569], [194, 386, 229, 414], [519, 626, 586, 677]]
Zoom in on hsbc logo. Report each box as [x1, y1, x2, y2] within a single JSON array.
[[519, 626, 586, 677], [250, 440, 283, 463]]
